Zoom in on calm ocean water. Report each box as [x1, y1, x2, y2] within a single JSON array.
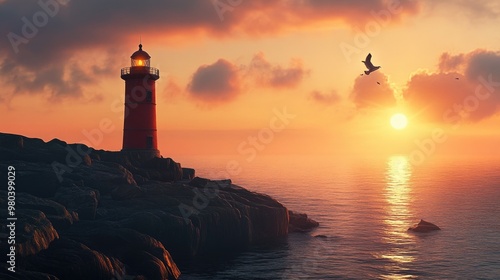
[[176, 155, 500, 279]]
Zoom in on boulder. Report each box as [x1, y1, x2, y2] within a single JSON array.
[[23, 238, 125, 280], [64, 225, 181, 280], [0, 266, 58, 280], [0, 209, 59, 257], [1, 162, 63, 198], [16, 192, 77, 230], [70, 162, 137, 195], [288, 211, 319, 232], [408, 219, 441, 233], [140, 157, 183, 181], [53, 185, 100, 220]]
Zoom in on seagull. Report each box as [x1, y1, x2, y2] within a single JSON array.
[[362, 53, 381, 75]]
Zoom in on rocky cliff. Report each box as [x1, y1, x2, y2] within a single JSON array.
[[0, 133, 301, 280]]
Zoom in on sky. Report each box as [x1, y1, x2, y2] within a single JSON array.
[[1, 0, 500, 161]]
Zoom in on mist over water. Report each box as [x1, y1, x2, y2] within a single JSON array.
[[178, 155, 500, 279]]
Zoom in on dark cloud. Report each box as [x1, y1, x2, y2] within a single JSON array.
[[3, 62, 93, 100], [186, 53, 308, 105], [404, 50, 500, 123], [0, 0, 420, 101], [187, 59, 241, 104], [247, 52, 308, 88], [350, 71, 396, 108], [310, 90, 341, 105]]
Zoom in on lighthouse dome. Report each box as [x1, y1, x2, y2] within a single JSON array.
[[131, 44, 151, 59], [130, 44, 151, 67]]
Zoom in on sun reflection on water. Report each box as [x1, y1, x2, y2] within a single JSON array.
[[378, 155, 417, 279]]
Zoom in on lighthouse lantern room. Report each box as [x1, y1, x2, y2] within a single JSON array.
[[120, 44, 160, 159]]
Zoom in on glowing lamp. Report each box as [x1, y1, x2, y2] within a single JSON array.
[[130, 44, 151, 67]]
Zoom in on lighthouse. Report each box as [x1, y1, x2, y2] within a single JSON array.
[[120, 44, 160, 159]]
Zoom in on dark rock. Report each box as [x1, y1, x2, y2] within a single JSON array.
[[91, 150, 132, 168], [47, 138, 67, 147], [0, 134, 88, 167], [72, 162, 138, 195], [0, 132, 307, 279], [189, 177, 231, 188], [23, 238, 125, 280], [53, 185, 100, 220], [0, 133, 24, 149], [289, 211, 319, 232], [3, 162, 62, 198], [110, 183, 143, 200], [182, 168, 195, 180], [16, 192, 76, 230], [0, 266, 58, 280], [140, 157, 183, 181], [408, 219, 441, 233], [64, 225, 181, 280], [189, 177, 211, 188], [0, 207, 59, 257]]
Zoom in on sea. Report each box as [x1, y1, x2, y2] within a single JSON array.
[[174, 154, 500, 279]]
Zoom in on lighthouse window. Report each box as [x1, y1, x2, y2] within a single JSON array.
[[146, 136, 153, 149], [146, 90, 152, 103]]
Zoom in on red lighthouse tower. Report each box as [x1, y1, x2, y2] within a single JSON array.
[[121, 44, 160, 158]]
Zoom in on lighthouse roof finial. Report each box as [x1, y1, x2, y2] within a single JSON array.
[[131, 43, 150, 60]]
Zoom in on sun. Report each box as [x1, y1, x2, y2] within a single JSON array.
[[390, 113, 408, 130]]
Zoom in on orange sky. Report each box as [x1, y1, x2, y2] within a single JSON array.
[[1, 0, 500, 159]]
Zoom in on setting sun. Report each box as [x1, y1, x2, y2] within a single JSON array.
[[390, 113, 408, 130]]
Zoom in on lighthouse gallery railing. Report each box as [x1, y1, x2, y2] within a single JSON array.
[[121, 67, 159, 77]]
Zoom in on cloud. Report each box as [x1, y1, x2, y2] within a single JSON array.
[[427, 0, 500, 19], [186, 53, 309, 105], [0, 0, 420, 100], [350, 71, 396, 108], [187, 59, 241, 104], [1, 61, 94, 101], [438, 52, 466, 73], [404, 50, 500, 123], [310, 90, 341, 105], [247, 52, 308, 88]]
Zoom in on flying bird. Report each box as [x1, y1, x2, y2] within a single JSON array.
[[362, 53, 381, 75]]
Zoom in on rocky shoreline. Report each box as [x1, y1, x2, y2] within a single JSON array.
[[0, 133, 318, 280]]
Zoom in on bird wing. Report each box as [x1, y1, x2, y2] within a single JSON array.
[[364, 53, 375, 69], [366, 53, 372, 62]]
